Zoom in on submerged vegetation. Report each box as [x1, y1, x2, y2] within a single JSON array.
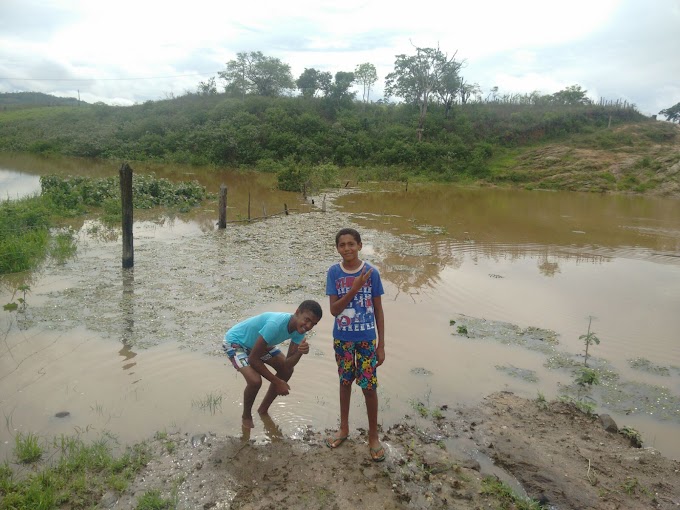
[[0, 174, 206, 276]]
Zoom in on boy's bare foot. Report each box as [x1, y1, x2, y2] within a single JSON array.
[[242, 416, 255, 428]]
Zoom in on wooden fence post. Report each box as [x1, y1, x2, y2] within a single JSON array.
[[248, 191, 251, 221], [284, 203, 288, 215], [120, 163, 134, 268], [218, 184, 227, 229]]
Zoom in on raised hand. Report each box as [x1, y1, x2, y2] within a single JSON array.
[[351, 265, 373, 292]]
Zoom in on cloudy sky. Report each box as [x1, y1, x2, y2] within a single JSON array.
[[1, 0, 678, 116]]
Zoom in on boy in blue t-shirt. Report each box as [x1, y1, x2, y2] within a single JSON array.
[[224, 300, 322, 428], [325, 228, 386, 462]]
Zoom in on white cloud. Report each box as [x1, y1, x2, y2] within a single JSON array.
[[0, 0, 678, 113]]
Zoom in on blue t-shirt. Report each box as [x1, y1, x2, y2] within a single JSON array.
[[326, 261, 384, 342], [224, 312, 304, 349]]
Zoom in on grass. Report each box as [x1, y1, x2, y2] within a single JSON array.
[[14, 432, 43, 463], [1, 432, 152, 509], [191, 391, 223, 415], [135, 489, 174, 509], [480, 476, 544, 509]]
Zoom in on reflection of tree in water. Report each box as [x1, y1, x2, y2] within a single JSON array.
[[374, 231, 614, 295], [377, 237, 463, 300], [539, 258, 561, 277]]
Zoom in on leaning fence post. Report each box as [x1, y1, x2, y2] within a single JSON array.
[[120, 163, 134, 268], [284, 203, 288, 215], [218, 184, 227, 229]]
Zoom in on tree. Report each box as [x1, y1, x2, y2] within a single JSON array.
[[218, 51, 294, 98], [551, 85, 592, 106], [459, 78, 481, 105], [296, 68, 321, 99], [330, 71, 356, 100], [434, 62, 462, 117], [385, 45, 460, 141], [354, 63, 378, 103], [659, 102, 680, 123], [318, 71, 333, 97], [196, 77, 217, 96]]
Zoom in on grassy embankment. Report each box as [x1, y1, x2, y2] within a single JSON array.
[[1, 93, 678, 195]]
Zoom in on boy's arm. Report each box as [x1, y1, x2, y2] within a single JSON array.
[[248, 336, 290, 395], [329, 266, 373, 316], [374, 295, 385, 367], [284, 339, 309, 370]]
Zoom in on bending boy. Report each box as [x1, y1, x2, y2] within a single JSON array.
[[223, 300, 322, 428]]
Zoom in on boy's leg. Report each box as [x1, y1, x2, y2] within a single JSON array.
[[327, 339, 354, 447], [226, 346, 263, 429], [357, 340, 384, 461], [256, 352, 289, 415], [363, 387, 381, 450], [239, 365, 263, 428]]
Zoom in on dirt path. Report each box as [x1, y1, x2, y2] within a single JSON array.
[[108, 392, 680, 509]]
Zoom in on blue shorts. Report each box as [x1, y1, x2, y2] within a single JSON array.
[[223, 343, 282, 370]]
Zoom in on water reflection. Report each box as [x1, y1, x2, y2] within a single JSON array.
[[120, 268, 137, 373], [341, 184, 680, 255]]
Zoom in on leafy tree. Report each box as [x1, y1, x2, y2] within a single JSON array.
[[659, 102, 680, 123], [435, 62, 462, 117], [296, 68, 321, 98], [551, 85, 592, 106], [218, 51, 294, 98], [197, 77, 217, 96], [385, 45, 461, 141], [318, 71, 333, 97], [354, 63, 378, 103], [330, 71, 356, 101]]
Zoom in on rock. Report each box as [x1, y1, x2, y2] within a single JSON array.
[[598, 414, 618, 433]]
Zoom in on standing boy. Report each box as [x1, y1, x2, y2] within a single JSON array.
[[224, 300, 322, 428], [325, 228, 386, 462]]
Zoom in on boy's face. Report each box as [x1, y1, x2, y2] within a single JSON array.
[[336, 234, 361, 263], [293, 309, 320, 334]]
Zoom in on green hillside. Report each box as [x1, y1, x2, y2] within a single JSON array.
[[0, 91, 84, 109], [1, 92, 678, 196]]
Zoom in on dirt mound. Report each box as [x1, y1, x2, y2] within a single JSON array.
[[109, 392, 680, 509]]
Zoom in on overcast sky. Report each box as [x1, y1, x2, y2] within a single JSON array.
[[1, 0, 678, 116]]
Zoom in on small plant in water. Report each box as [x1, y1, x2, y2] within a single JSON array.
[[191, 392, 223, 415], [457, 325, 468, 336], [409, 399, 429, 418], [575, 366, 600, 388], [579, 316, 600, 367]]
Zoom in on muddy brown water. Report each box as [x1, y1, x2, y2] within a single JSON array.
[[1, 153, 680, 463]]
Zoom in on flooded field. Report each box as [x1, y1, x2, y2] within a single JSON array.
[[2, 154, 680, 463]]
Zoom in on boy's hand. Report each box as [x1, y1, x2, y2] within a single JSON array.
[[376, 345, 386, 367], [274, 378, 291, 396], [351, 266, 373, 292], [297, 339, 310, 355]]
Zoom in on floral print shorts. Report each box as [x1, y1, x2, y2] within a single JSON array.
[[333, 338, 378, 389]]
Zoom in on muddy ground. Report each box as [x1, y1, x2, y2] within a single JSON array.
[[109, 391, 680, 510]]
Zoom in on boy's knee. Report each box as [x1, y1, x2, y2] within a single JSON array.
[[362, 387, 377, 396], [246, 378, 263, 391]]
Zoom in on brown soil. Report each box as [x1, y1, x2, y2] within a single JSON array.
[[109, 392, 680, 510]]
